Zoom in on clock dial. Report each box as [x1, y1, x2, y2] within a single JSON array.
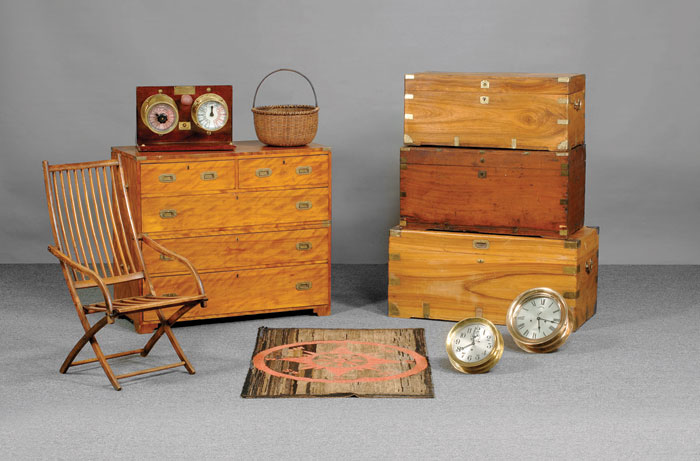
[[192, 94, 229, 132], [506, 287, 573, 353], [452, 322, 495, 363], [446, 317, 503, 373], [140, 94, 179, 135], [514, 296, 562, 340]]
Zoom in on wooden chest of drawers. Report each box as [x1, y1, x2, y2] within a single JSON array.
[[112, 141, 331, 333]]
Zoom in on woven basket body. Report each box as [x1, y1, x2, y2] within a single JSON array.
[[252, 69, 319, 147]]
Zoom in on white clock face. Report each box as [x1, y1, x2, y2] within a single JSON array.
[[452, 323, 495, 363], [195, 100, 228, 131], [515, 296, 562, 340]]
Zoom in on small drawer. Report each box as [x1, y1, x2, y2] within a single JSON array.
[[239, 155, 328, 189], [144, 263, 329, 322], [141, 160, 235, 195], [142, 228, 330, 274]]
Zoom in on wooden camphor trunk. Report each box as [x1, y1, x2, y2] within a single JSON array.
[[404, 72, 585, 151], [112, 141, 331, 333], [388, 225, 598, 330], [400, 145, 585, 238]]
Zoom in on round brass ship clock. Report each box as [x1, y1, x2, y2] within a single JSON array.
[[140, 93, 179, 135], [506, 287, 575, 353], [446, 317, 504, 374], [191, 93, 229, 133]]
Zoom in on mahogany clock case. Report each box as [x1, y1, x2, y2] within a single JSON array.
[[136, 85, 234, 152]]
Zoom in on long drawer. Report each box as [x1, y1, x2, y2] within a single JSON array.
[[143, 263, 329, 322], [140, 160, 236, 195], [141, 187, 329, 233], [239, 154, 329, 189], [143, 227, 330, 274]]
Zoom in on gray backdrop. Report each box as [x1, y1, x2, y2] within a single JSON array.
[[1, 0, 698, 264]]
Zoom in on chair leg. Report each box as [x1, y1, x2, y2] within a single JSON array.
[[155, 308, 196, 374], [141, 304, 197, 374], [60, 315, 122, 391]]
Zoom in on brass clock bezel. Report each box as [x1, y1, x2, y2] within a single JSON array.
[[140, 94, 179, 135], [445, 317, 504, 374], [191, 93, 229, 133], [506, 287, 575, 354]]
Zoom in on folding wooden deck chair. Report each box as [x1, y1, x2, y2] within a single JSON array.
[[43, 158, 207, 390]]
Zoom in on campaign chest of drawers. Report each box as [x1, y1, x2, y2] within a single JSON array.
[[112, 141, 331, 333]]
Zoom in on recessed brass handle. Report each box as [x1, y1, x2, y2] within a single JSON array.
[[573, 99, 582, 111], [296, 281, 312, 291], [159, 209, 177, 219], [473, 239, 490, 250], [296, 166, 312, 175], [159, 173, 176, 183], [201, 171, 218, 181], [585, 258, 594, 274], [296, 201, 312, 210], [256, 168, 272, 178], [159, 254, 173, 261], [296, 241, 312, 251]]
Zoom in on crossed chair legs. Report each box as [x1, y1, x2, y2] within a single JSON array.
[[61, 303, 200, 391]]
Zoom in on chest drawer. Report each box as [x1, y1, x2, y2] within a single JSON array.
[[143, 263, 329, 321], [239, 155, 328, 189], [143, 227, 330, 274], [141, 187, 330, 233], [140, 160, 236, 195]]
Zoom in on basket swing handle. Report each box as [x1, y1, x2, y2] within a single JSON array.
[[252, 68, 318, 109]]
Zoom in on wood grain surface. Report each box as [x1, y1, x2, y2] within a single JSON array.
[[404, 72, 585, 151], [388, 226, 598, 329], [241, 328, 434, 398], [400, 145, 585, 238]]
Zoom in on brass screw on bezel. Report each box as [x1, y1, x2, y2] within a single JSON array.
[[506, 287, 575, 354], [446, 317, 504, 374]]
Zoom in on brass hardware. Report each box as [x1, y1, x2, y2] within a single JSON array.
[[178, 121, 191, 130], [475, 307, 483, 317], [480, 80, 489, 89], [479, 96, 489, 104], [477, 259, 485, 264], [159, 209, 177, 219], [295, 281, 312, 291], [174, 86, 195, 95], [556, 152, 569, 157], [296, 166, 312, 175], [405, 74, 415, 80], [158, 174, 176, 183], [399, 218, 407, 227], [389, 228, 402, 238], [405, 113, 413, 120], [585, 258, 594, 274], [564, 240, 581, 249], [322, 220, 332, 227], [159, 254, 173, 261], [563, 265, 579, 275], [400, 146, 410, 152], [560, 199, 569, 205], [296, 201, 312, 210], [388, 302, 400, 316], [256, 168, 272, 178], [296, 242, 312, 251], [453, 136, 460, 146], [558, 76, 570, 83], [389, 253, 400, 261], [400, 157, 407, 163], [404, 94, 414, 99], [400, 163, 407, 170], [559, 229, 569, 237], [162, 292, 178, 297], [478, 170, 487, 179], [573, 100, 582, 110], [206, 87, 211, 92], [191, 93, 229, 132], [422, 302, 430, 319], [400, 191, 406, 197], [563, 290, 580, 300], [561, 163, 569, 176], [557, 140, 569, 150], [200, 171, 218, 181], [480, 158, 485, 163], [557, 119, 569, 125], [403, 134, 414, 144], [136, 156, 147, 161], [140, 94, 179, 135], [558, 97, 568, 104], [473, 239, 490, 250], [389, 275, 400, 286], [511, 138, 517, 149]]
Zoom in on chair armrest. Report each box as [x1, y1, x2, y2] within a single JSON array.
[[139, 234, 205, 297], [47, 245, 114, 315]]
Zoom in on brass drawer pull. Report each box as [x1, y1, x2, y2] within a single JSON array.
[[256, 168, 272, 178], [159, 173, 176, 183], [296, 165, 312, 175], [159, 254, 173, 261], [296, 201, 312, 210], [296, 281, 312, 291], [159, 209, 177, 219], [296, 241, 312, 251], [585, 258, 594, 274], [473, 239, 490, 250], [573, 99, 582, 111], [200, 171, 218, 181]]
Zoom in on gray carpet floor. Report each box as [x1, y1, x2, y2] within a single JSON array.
[[1, 264, 699, 459]]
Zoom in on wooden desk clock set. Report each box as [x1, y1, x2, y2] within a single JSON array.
[[42, 71, 598, 391]]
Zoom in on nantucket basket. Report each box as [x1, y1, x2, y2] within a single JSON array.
[[252, 68, 319, 147]]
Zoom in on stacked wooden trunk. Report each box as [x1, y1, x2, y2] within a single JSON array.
[[389, 72, 598, 330]]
